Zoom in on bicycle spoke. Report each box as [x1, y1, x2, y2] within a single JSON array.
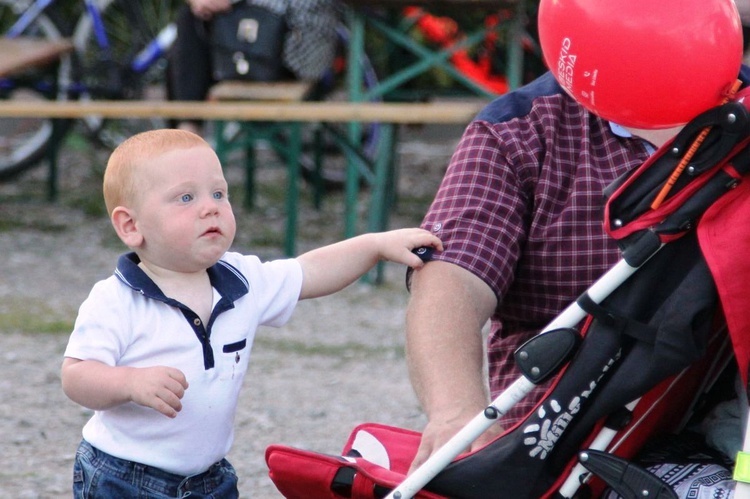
[[73, 0, 181, 148]]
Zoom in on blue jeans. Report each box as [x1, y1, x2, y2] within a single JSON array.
[[72, 440, 239, 498]]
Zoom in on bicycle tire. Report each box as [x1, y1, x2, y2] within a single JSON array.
[[297, 23, 383, 190], [70, 0, 181, 149], [0, 1, 73, 181]]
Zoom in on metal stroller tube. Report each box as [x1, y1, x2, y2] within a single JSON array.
[[386, 255, 661, 499]]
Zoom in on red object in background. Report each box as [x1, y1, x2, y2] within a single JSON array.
[[403, 7, 510, 95]]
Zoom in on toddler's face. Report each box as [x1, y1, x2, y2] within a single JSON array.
[[132, 145, 236, 273]]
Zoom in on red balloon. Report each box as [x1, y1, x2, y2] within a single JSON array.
[[538, 0, 743, 129]]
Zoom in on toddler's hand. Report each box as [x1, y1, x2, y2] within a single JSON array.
[[127, 366, 189, 418], [378, 228, 443, 268]]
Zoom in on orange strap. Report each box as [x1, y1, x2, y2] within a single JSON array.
[[650, 79, 742, 209]]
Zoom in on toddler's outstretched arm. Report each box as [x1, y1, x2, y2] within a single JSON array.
[[297, 228, 442, 299]]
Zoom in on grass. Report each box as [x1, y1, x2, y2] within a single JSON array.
[[66, 191, 108, 218], [0, 218, 68, 233], [0, 301, 74, 335]]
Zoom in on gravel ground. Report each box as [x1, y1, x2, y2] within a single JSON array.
[[0, 122, 463, 498]]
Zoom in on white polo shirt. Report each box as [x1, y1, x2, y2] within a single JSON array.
[[64, 251, 303, 476]]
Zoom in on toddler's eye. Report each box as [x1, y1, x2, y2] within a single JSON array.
[[213, 191, 225, 200], [181, 193, 193, 203]]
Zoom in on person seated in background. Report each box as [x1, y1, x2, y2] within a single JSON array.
[[167, 0, 339, 135], [167, 0, 231, 135]]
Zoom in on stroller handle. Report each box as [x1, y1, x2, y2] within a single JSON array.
[[386, 255, 660, 499]]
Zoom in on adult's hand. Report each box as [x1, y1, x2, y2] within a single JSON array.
[[409, 405, 504, 474]]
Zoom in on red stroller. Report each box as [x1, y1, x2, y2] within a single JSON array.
[[265, 91, 750, 498]]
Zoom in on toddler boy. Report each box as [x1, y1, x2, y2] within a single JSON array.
[[61, 129, 442, 497]]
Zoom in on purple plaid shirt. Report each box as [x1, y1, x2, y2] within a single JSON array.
[[420, 73, 652, 424]]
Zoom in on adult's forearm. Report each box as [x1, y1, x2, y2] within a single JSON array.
[[405, 261, 496, 421]]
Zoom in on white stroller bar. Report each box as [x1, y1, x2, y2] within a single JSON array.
[[387, 253, 662, 499]]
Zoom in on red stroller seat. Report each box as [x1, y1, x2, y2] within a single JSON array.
[[266, 92, 750, 498]]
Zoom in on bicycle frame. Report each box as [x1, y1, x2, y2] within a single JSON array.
[[82, 0, 177, 74], [6, 0, 175, 86], [0, 0, 180, 177], [6, 0, 56, 38]]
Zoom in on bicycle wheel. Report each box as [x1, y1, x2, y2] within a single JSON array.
[[71, 0, 181, 149], [299, 23, 383, 190], [0, 1, 72, 180]]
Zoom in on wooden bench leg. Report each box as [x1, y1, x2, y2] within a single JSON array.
[[366, 123, 396, 235], [216, 119, 301, 256], [313, 126, 325, 210], [215, 121, 261, 210], [506, 0, 527, 91], [344, 121, 364, 240], [214, 121, 230, 170]]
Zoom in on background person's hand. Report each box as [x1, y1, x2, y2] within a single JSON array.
[[187, 0, 232, 21]]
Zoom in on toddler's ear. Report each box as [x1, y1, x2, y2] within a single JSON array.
[[111, 207, 143, 248]]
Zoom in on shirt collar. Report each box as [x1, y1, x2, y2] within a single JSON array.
[[609, 121, 656, 155], [609, 121, 632, 138], [114, 252, 249, 304]]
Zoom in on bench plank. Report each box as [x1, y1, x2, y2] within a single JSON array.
[[208, 81, 314, 102], [0, 38, 74, 77], [0, 100, 484, 124], [345, 0, 516, 6]]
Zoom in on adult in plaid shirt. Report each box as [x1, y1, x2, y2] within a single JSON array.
[[404, 0, 744, 472], [404, 71, 684, 472]]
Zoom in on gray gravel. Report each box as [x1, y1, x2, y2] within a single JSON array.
[[0, 122, 462, 498]]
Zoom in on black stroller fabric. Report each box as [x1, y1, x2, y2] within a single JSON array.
[[425, 232, 718, 498]]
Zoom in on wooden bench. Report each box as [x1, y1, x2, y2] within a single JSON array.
[[0, 99, 482, 123], [0, 97, 484, 258], [207, 80, 314, 102], [0, 38, 74, 78]]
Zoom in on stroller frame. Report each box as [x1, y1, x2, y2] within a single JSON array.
[[388, 258, 651, 499]]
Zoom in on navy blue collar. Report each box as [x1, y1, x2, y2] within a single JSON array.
[[114, 252, 249, 305], [114, 252, 250, 370]]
